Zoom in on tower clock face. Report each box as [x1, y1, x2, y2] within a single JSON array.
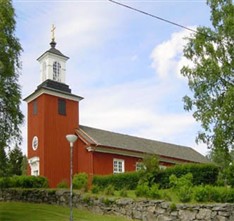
[[32, 136, 39, 151]]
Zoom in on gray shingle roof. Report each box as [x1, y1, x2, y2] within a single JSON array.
[[78, 125, 209, 164], [37, 41, 69, 60]]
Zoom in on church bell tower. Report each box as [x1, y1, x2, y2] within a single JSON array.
[[24, 27, 83, 187]]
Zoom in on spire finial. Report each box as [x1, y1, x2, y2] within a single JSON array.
[[51, 24, 56, 42], [50, 24, 56, 48]]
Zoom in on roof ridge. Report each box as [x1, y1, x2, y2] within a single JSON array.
[[79, 126, 99, 145], [80, 124, 191, 150]]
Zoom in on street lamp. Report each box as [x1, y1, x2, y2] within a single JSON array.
[[66, 134, 78, 221]]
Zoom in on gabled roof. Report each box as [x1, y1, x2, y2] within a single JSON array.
[[77, 125, 209, 164]]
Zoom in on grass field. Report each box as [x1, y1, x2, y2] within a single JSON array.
[[0, 202, 130, 221]]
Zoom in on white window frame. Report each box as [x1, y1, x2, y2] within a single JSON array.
[[28, 156, 40, 176], [136, 162, 144, 171], [113, 159, 125, 174]]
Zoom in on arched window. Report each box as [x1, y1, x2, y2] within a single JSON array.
[[53, 61, 61, 82]]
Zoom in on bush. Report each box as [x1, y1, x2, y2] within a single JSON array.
[[138, 155, 160, 186], [93, 172, 140, 190], [194, 185, 234, 203], [104, 185, 115, 196], [56, 180, 68, 189], [135, 183, 150, 197], [169, 173, 193, 203], [73, 173, 88, 191], [91, 185, 100, 194], [148, 184, 161, 199], [135, 183, 161, 199], [194, 185, 216, 202], [119, 188, 128, 197], [159, 163, 219, 188], [0, 176, 48, 189]]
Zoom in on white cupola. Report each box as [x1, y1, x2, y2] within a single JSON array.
[[37, 38, 69, 84]]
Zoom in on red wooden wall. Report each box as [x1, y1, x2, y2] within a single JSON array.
[[27, 93, 79, 187]]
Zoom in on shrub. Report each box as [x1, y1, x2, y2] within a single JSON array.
[[135, 183, 161, 199], [91, 185, 100, 194], [138, 155, 160, 186], [93, 172, 140, 190], [135, 183, 150, 197], [73, 173, 88, 191], [169, 173, 193, 203], [0, 176, 48, 189], [56, 180, 69, 189], [170, 203, 177, 212], [148, 184, 161, 199], [193, 185, 234, 203], [226, 163, 234, 187], [104, 185, 115, 196], [119, 188, 128, 197], [159, 163, 219, 188]]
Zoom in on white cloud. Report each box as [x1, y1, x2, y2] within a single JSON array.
[[150, 28, 195, 79]]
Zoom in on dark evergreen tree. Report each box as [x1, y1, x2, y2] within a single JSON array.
[[8, 146, 23, 176], [21, 155, 28, 175]]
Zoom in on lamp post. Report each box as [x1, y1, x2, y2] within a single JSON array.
[[66, 134, 78, 221]]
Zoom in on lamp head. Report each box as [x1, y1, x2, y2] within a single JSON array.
[[66, 134, 78, 144]]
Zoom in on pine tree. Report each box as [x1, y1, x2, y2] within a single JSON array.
[[8, 146, 23, 176]]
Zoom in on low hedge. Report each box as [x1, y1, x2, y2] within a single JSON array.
[[93, 172, 140, 190], [157, 163, 219, 188], [194, 185, 234, 203], [0, 176, 48, 188]]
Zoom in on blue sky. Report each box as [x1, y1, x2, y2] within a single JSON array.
[[13, 0, 211, 155]]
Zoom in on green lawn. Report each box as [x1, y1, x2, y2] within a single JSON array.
[[0, 202, 130, 221]]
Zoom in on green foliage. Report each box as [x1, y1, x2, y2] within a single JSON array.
[[0, 146, 8, 177], [0, 176, 48, 188], [0, 0, 24, 161], [138, 154, 160, 186], [82, 194, 93, 206], [21, 155, 28, 176], [135, 183, 161, 199], [72, 173, 88, 191], [194, 185, 234, 203], [101, 198, 113, 206], [169, 203, 177, 212], [148, 184, 161, 199], [226, 163, 234, 187], [91, 185, 100, 194], [169, 173, 193, 203], [104, 185, 115, 196], [8, 146, 23, 176], [135, 183, 150, 197], [119, 188, 128, 197], [158, 163, 219, 188], [181, 0, 234, 155], [93, 172, 140, 191], [56, 180, 68, 189]]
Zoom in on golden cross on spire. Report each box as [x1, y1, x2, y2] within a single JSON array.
[[51, 24, 56, 41]]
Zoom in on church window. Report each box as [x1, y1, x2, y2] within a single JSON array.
[[33, 100, 38, 115], [58, 98, 66, 115], [28, 157, 40, 176], [113, 159, 125, 174], [136, 162, 144, 171], [53, 61, 61, 82]]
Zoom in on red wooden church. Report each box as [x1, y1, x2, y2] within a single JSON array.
[[25, 39, 209, 187]]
